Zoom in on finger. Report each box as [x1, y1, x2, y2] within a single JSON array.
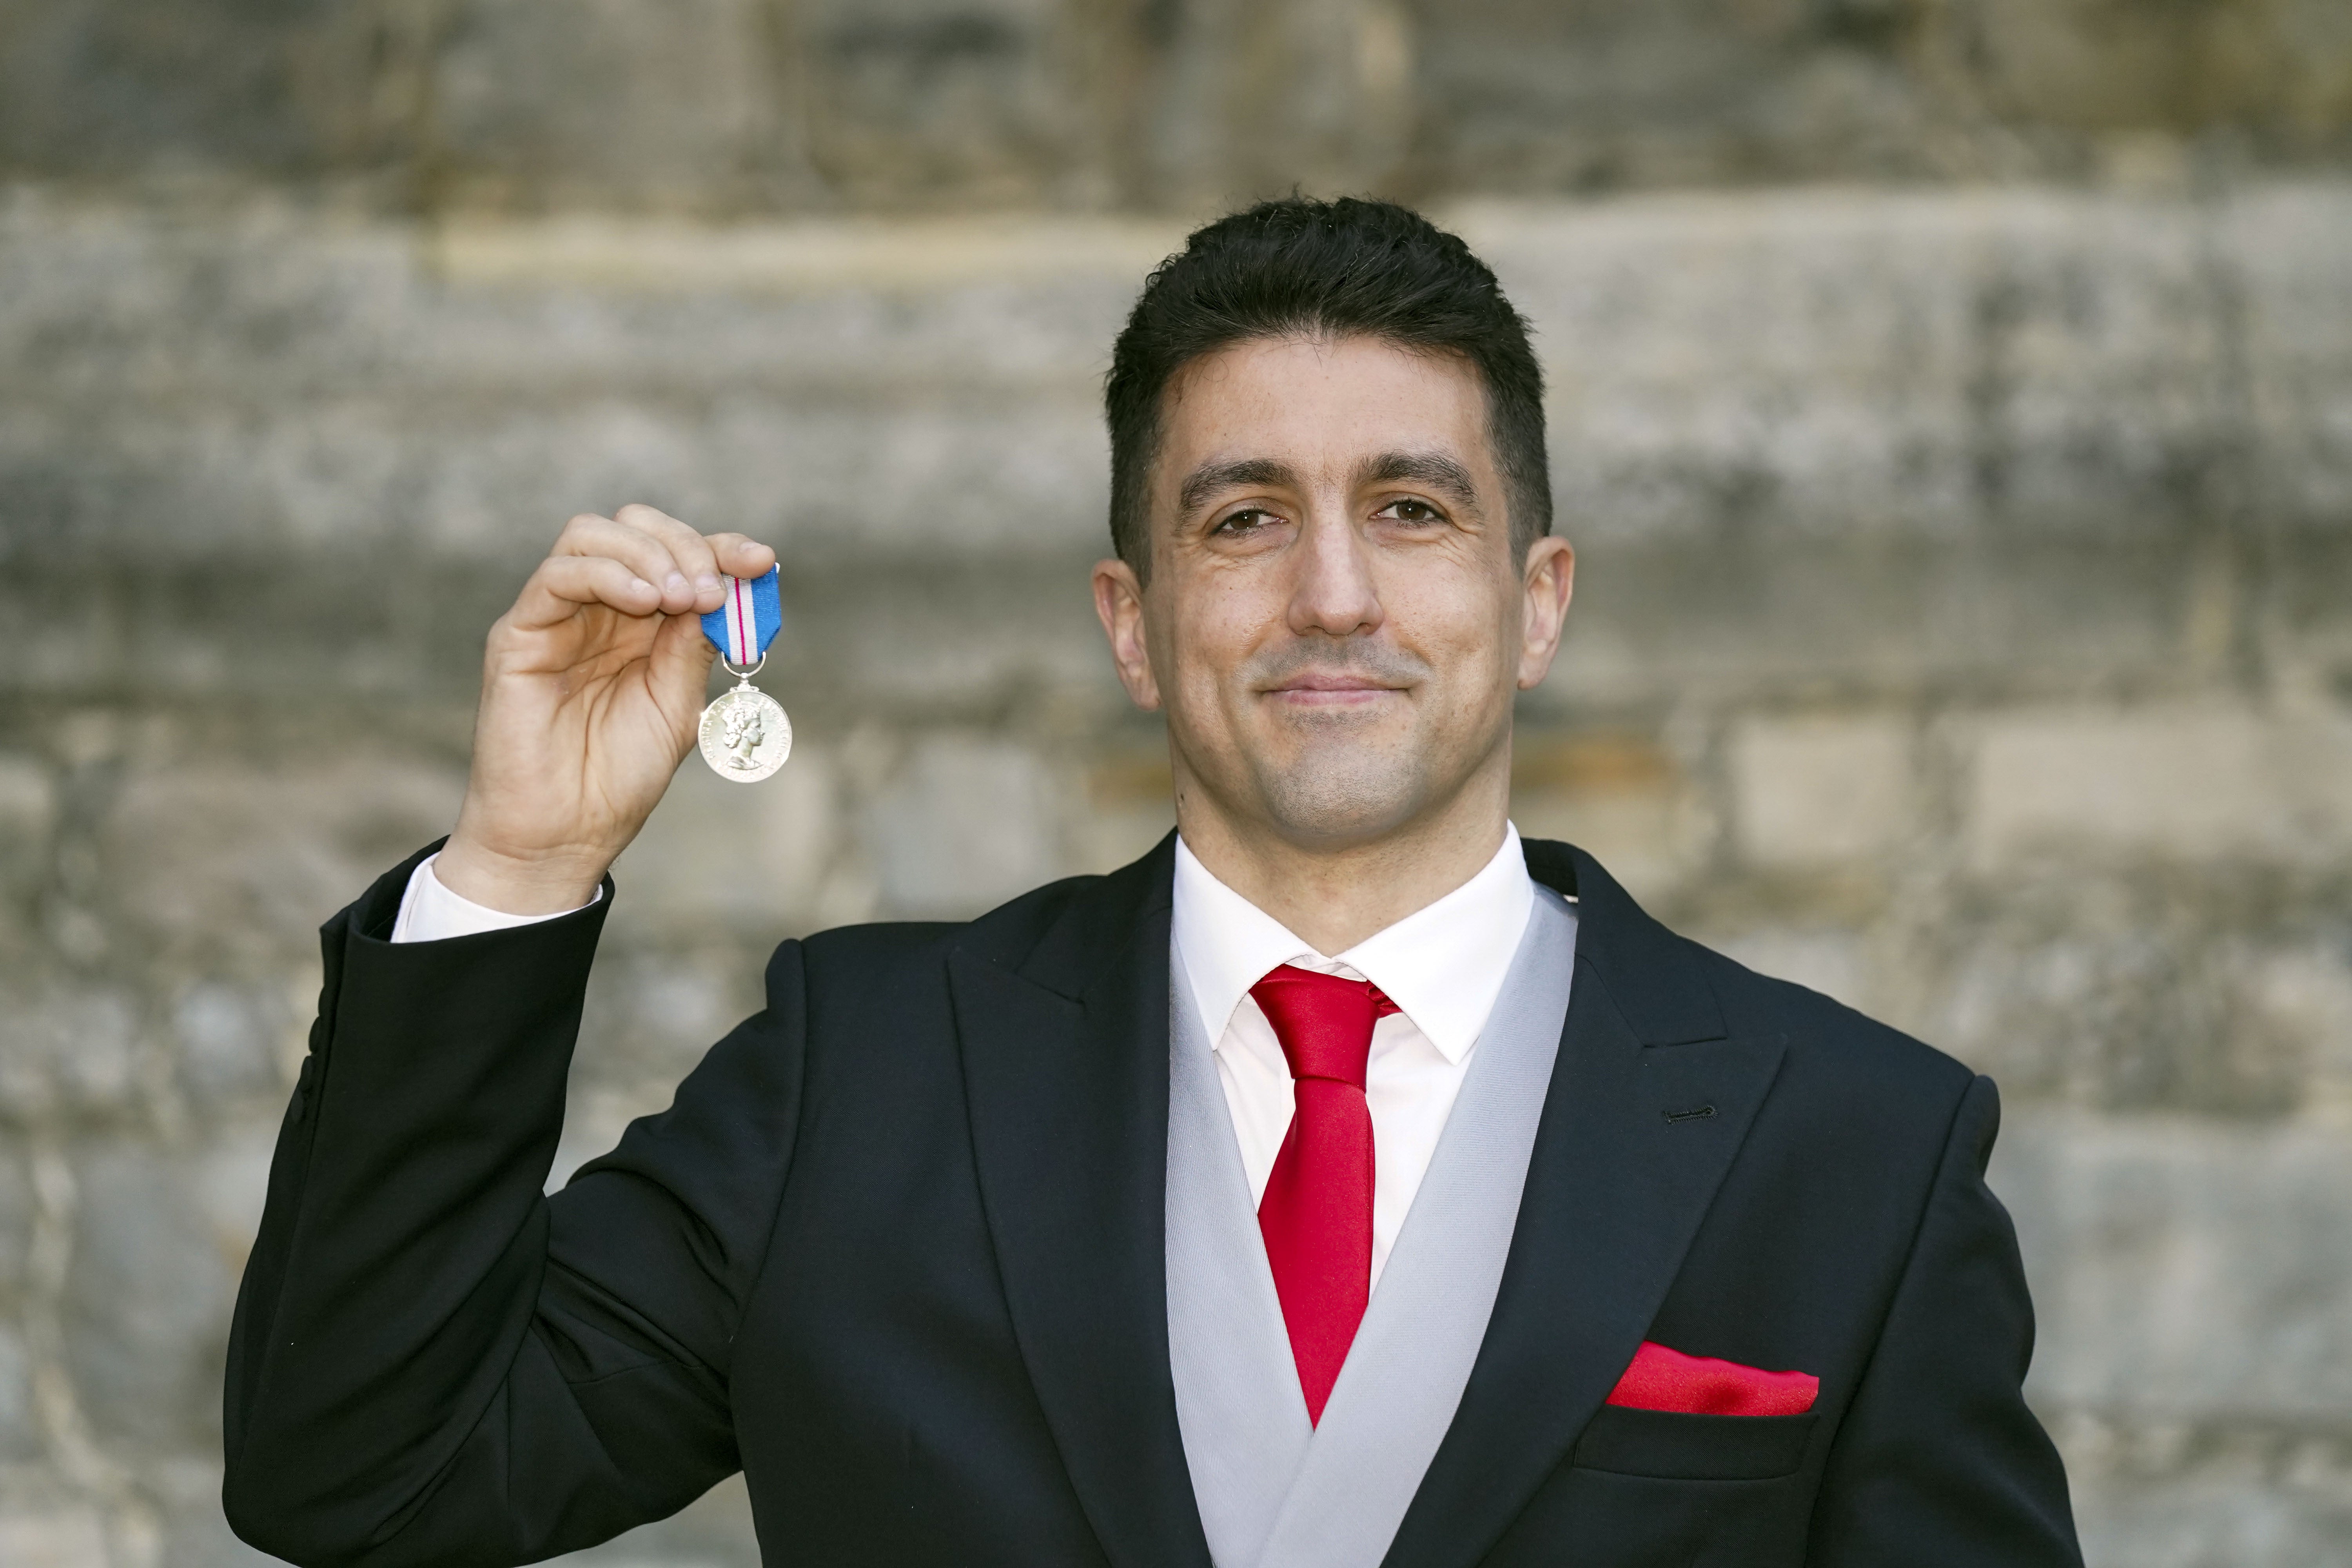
[[555, 511, 704, 615], [650, 601, 723, 704], [613, 503, 726, 609], [704, 532, 777, 580], [509, 553, 665, 632]]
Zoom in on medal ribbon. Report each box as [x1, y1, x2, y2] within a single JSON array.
[[700, 566, 783, 665]]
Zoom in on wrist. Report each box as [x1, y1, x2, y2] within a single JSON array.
[[432, 835, 609, 916]]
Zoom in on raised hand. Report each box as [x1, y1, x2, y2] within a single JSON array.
[[434, 505, 777, 914]]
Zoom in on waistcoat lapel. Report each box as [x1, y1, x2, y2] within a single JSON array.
[[1165, 948, 1315, 1568], [1249, 889, 1579, 1568]]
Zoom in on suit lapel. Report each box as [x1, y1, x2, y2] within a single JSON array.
[[1381, 845, 1787, 1568], [951, 838, 1214, 1568]]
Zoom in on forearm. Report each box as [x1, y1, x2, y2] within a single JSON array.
[[224, 847, 613, 1561]]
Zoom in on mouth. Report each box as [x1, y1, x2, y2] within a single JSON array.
[[1262, 672, 1408, 706]]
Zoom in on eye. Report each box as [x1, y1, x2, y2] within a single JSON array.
[[1374, 497, 1446, 524], [1212, 506, 1281, 536]]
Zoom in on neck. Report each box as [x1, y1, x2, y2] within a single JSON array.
[[1171, 748, 1515, 954]]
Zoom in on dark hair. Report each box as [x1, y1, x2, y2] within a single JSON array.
[[1104, 195, 1550, 576]]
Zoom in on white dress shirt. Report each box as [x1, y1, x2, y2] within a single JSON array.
[[390, 852, 603, 942], [1172, 827, 1535, 1285], [396, 827, 1537, 1286]]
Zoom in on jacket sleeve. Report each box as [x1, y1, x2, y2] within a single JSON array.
[[222, 847, 808, 1568], [1806, 1074, 2083, 1566]]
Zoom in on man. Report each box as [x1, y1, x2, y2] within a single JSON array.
[[223, 198, 2081, 1566]]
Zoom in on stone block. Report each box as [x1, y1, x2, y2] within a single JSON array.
[[570, 945, 776, 1121], [1922, 880, 2344, 1116], [1409, 0, 1947, 191], [0, 986, 142, 1116], [64, 1140, 241, 1451], [0, 390, 1115, 568], [1073, 749, 1176, 878], [864, 733, 1065, 918], [1970, 0, 2352, 149], [5, 0, 2352, 211], [2075, 1479, 2352, 1568], [0, 1508, 109, 1568], [610, 738, 840, 931], [426, 210, 1177, 306], [1539, 530, 2205, 712], [0, 751, 51, 953], [0, 1140, 32, 1297], [2, 187, 2342, 575], [0, 749, 55, 861], [1991, 1110, 2352, 1422], [1966, 706, 2352, 871], [2250, 944, 2352, 1125], [0, 0, 386, 178], [0, 1321, 37, 1462], [1510, 731, 1710, 904], [1728, 713, 1913, 869], [1459, 187, 2252, 546], [2229, 183, 2352, 528], [1413, 0, 2352, 196], [797, 0, 1084, 210], [2268, 536, 2352, 708], [431, 0, 785, 212], [171, 980, 295, 1105], [101, 756, 465, 964]]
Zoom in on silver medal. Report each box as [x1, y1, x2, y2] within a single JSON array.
[[699, 655, 792, 782]]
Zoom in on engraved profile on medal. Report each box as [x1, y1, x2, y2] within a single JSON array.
[[698, 687, 792, 782]]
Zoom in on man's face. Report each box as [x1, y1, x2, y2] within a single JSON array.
[[1093, 333, 1573, 852]]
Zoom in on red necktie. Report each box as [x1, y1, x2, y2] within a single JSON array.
[[1250, 964, 1400, 1424]]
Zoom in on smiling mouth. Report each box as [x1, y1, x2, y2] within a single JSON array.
[[1263, 674, 1407, 702]]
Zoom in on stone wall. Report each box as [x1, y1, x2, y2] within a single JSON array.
[[4, 4, 2352, 1566], [2, 177, 2348, 1568], [5, 0, 2352, 213]]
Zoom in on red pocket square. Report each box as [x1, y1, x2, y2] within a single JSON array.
[[1605, 1340, 1818, 1417]]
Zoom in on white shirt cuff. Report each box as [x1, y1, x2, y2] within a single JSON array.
[[389, 851, 604, 943]]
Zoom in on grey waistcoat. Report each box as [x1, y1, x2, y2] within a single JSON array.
[[1164, 887, 1579, 1568]]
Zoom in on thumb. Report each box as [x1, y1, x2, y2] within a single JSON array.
[[651, 610, 722, 715]]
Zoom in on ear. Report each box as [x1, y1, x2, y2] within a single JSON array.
[[1092, 557, 1163, 711], [1515, 535, 1575, 690]]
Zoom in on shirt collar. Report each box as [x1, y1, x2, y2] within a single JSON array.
[[1171, 824, 1535, 1064]]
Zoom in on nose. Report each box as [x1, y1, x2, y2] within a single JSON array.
[[1286, 513, 1384, 640]]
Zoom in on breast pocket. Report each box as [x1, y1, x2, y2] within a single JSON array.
[[1481, 1407, 1824, 1566], [1570, 1406, 1819, 1481]]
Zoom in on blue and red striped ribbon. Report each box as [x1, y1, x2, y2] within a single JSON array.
[[699, 566, 782, 664]]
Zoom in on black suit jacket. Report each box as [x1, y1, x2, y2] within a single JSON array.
[[223, 834, 2080, 1567]]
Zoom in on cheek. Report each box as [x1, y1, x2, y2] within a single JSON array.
[[1169, 581, 1269, 687], [1392, 577, 1518, 676]]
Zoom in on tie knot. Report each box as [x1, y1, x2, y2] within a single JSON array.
[[1248, 964, 1399, 1090]]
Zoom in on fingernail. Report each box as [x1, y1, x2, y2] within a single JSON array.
[[665, 572, 690, 595], [630, 578, 656, 596], [695, 573, 722, 594]]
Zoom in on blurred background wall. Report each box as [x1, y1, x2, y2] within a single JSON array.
[[2, 2, 2351, 1564]]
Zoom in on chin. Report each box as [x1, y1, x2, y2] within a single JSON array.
[[1253, 758, 1437, 848]]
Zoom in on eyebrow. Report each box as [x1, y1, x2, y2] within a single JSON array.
[[1177, 458, 1299, 516], [1173, 450, 1484, 517], [1358, 450, 1483, 513]]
